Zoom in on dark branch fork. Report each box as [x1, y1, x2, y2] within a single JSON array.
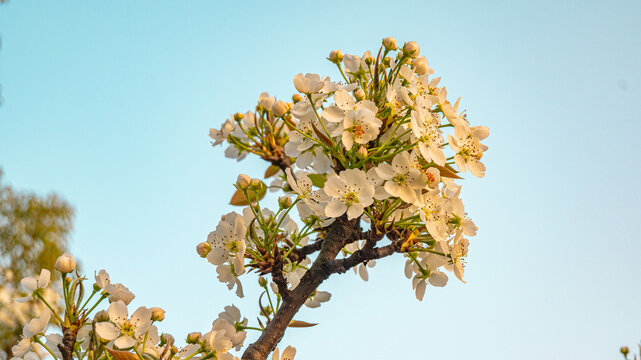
[[243, 216, 401, 360]]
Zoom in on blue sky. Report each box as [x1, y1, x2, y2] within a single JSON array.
[[1, 1, 640, 359]]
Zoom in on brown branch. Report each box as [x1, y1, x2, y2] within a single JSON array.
[[328, 242, 400, 275], [271, 251, 290, 301], [242, 216, 360, 360]]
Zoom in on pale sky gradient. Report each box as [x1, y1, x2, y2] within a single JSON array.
[[1, 1, 640, 359]]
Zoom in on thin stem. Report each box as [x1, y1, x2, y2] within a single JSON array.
[[34, 336, 59, 360]]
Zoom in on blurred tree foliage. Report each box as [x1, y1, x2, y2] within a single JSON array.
[[0, 168, 74, 359]]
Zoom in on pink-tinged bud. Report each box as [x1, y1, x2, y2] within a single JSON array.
[[186, 332, 202, 344], [94, 310, 109, 322], [354, 88, 365, 101], [258, 276, 267, 287], [278, 196, 292, 209], [403, 41, 420, 58], [55, 253, 76, 273], [357, 146, 368, 159], [250, 178, 261, 187], [236, 174, 251, 188], [151, 307, 165, 321], [382, 37, 398, 50], [196, 242, 211, 258], [413, 57, 430, 75], [363, 53, 375, 66], [271, 100, 289, 117], [328, 49, 343, 63]]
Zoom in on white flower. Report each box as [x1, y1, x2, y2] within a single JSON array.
[[333, 106, 381, 150], [304, 290, 331, 308], [410, 111, 446, 166], [11, 338, 31, 357], [16, 269, 50, 302], [414, 190, 449, 242], [109, 283, 135, 305], [45, 333, 63, 358], [375, 151, 427, 204], [217, 264, 244, 298], [293, 73, 324, 94], [448, 124, 489, 177], [272, 346, 297, 360], [207, 317, 246, 353], [207, 211, 247, 275], [95, 300, 152, 349], [23, 309, 50, 337], [323, 169, 375, 220]]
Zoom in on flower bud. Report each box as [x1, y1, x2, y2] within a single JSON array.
[[170, 346, 178, 355], [250, 178, 261, 187], [233, 112, 244, 121], [186, 332, 202, 344], [151, 307, 165, 322], [413, 57, 429, 75], [383, 56, 392, 67], [357, 146, 368, 159], [258, 276, 267, 287], [403, 41, 420, 58], [196, 242, 211, 258], [328, 49, 343, 63], [236, 174, 251, 188], [160, 333, 174, 346], [55, 253, 76, 273], [382, 37, 398, 50], [621, 347, 630, 356], [271, 100, 289, 117], [94, 310, 109, 322], [364, 53, 375, 66], [354, 88, 365, 101], [292, 94, 302, 103], [278, 196, 293, 209]]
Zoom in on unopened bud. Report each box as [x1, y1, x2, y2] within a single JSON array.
[[160, 333, 174, 346], [186, 332, 202, 344], [292, 94, 302, 103], [271, 100, 289, 117], [354, 88, 365, 101], [403, 41, 420, 58], [236, 174, 251, 188], [278, 196, 293, 209], [151, 307, 165, 322], [382, 37, 398, 50], [233, 112, 244, 121], [55, 253, 76, 273], [413, 57, 429, 75], [170, 346, 178, 355], [250, 178, 261, 187], [196, 242, 211, 258], [383, 56, 392, 67], [258, 276, 267, 287], [357, 146, 368, 159], [328, 49, 343, 63], [621, 347, 630, 356], [95, 310, 109, 322], [364, 54, 375, 66]]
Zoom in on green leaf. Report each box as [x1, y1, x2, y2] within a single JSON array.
[[307, 173, 327, 188]]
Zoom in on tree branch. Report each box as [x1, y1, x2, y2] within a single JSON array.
[[242, 216, 360, 360], [328, 242, 400, 275]]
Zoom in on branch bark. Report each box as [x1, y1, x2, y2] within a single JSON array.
[[241, 216, 360, 360]]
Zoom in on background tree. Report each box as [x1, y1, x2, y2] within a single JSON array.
[[0, 168, 74, 360]]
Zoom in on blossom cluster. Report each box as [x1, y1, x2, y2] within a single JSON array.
[[206, 37, 488, 302], [10, 254, 295, 360]]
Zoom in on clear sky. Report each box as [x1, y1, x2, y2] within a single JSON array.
[[1, 1, 640, 359]]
